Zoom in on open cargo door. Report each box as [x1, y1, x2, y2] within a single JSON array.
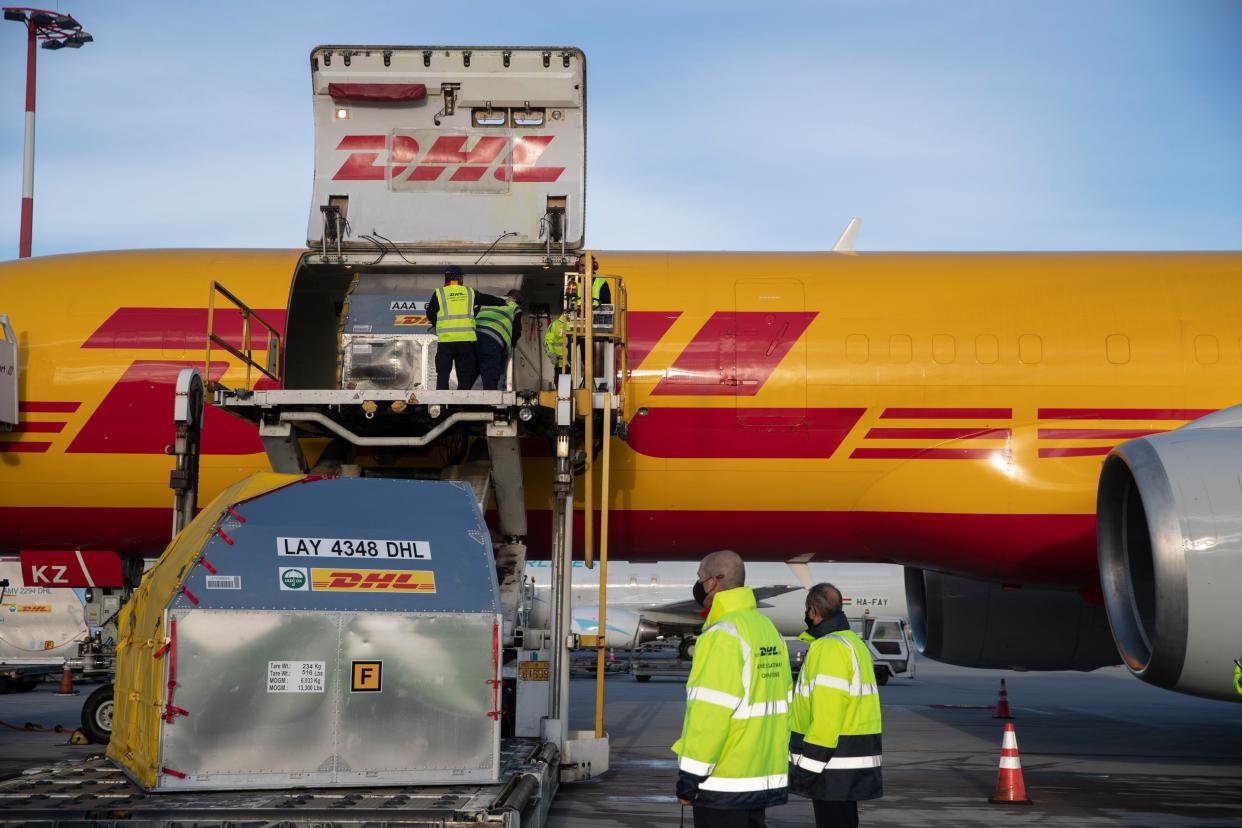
[[308, 46, 585, 255]]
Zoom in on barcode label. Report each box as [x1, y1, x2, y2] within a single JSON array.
[[205, 575, 242, 590]]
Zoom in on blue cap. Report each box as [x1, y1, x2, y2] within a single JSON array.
[[443, 265, 464, 281]]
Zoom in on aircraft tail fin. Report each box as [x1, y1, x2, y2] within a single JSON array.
[[833, 217, 861, 252]]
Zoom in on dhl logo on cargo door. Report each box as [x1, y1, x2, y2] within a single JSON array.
[[310, 568, 436, 593]]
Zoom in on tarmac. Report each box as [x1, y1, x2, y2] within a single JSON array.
[[1, 660, 1240, 826]]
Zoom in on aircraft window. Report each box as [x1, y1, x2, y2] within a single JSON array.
[[628, 577, 638, 586], [1106, 334, 1130, 365], [889, 334, 912, 364], [846, 334, 869, 364], [1019, 334, 1042, 364], [649, 577, 658, 586], [975, 334, 999, 365], [932, 335, 956, 364], [1194, 335, 1219, 365]]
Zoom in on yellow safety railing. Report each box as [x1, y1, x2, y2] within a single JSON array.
[[205, 281, 283, 391], [558, 253, 627, 738]]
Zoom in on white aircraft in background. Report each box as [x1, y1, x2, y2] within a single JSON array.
[[526, 560, 907, 649], [0, 559, 87, 669]]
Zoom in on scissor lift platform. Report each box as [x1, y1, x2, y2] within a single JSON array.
[[0, 739, 558, 826]]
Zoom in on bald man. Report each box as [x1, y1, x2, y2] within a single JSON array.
[[789, 583, 884, 828], [673, 550, 793, 827]]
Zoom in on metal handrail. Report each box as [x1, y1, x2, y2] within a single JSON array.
[[205, 281, 283, 390]]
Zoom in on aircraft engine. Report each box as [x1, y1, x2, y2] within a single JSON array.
[[569, 607, 659, 650], [1096, 410, 1242, 702], [904, 568, 1119, 671]]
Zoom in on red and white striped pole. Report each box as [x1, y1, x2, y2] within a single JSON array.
[[19, 16, 36, 258]]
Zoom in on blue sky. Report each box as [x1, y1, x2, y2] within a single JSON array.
[[0, 0, 1238, 254]]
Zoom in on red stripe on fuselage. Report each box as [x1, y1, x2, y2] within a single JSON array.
[[18, 401, 80, 413], [1039, 447, 1113, 458], [1038, 408, 1214, 420], [0, 506, 171, 554], [7, 421, 65, 433], [625, 311, 682, 370], [651, 311, 817, 396], [850, 447, 999, 460], [66, 360, 262, 455], [881, 408, 1012, 419], [0, 441, 50, 453], [626, 407, 865, 458], [1038, 428, 1165, 440], [83, 307, 287, 351], [2, 505, 1099, 586], [865, 427, 1011, 440]]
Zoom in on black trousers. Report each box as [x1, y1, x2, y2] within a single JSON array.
[[692, 806, 766, 828], [435, 341, 478, 390], [812, 799, 858, 828], [476, 336, 509, 391]]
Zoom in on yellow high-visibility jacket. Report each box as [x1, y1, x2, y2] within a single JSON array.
[[789, 620, 883, 801], [672, 587, 792, 809], [434, 285, 477, 342]]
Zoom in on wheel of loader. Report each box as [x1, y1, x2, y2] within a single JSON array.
[[678, 636, 696, 661], [81, 683, 114, 744], [635, 674, 652, 683], [874, 666, 890, 686]]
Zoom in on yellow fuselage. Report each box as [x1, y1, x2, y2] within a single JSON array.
[[3, 248, 1240, 588]]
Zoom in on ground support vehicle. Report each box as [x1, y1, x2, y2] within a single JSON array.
[[1, 45, 620, 825]]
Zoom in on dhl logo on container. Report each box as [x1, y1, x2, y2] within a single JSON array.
[[310, 568, 436, 593]]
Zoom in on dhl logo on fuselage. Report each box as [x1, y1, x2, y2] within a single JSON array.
[[0, 304, 1219, 462], [310, 568, 436, 593]]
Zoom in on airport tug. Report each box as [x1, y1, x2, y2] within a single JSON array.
[[6, 46, 624, 824]]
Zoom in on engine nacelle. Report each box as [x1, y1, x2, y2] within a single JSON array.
[[1097, 411, 1242, 702], [570, 607, 659, 650], [904, 567, 1119, 671]]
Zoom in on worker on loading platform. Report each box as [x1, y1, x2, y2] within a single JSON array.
[[789, 583, 884, 828], [674, 550, 792, 828], [475, 290, 523, 391], [543, 311, 568, 381], [425, 266, 505, 390]]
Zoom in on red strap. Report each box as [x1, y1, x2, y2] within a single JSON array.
[[216, 527, 234, 545], [180, 587, 199, 606], [198, 556, 217, 574], [488, 623, 502, 720], [226, 506, 247, 523], [161, 766, 186, 779], [162, 616, 182, 723]]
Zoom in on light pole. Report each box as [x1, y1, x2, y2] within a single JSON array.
[[3, 8, 91, 258]]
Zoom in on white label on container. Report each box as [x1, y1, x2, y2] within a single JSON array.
[[277, 537, 431, 560], [267, 661, 325, 693], [205, 575, 242, 590], [352, 342, 372, 354]]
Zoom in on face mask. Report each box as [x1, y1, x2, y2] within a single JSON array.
[[692, 579, 708, 607]]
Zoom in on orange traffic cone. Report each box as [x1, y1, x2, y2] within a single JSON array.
[[989, 722, 1032, 804], [992, 678, 1013, 719], [53, 664, 79, 697]]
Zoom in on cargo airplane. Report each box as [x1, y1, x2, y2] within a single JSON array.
[[3, 246, 1240, 701], [1, 45, 1239, 703]]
